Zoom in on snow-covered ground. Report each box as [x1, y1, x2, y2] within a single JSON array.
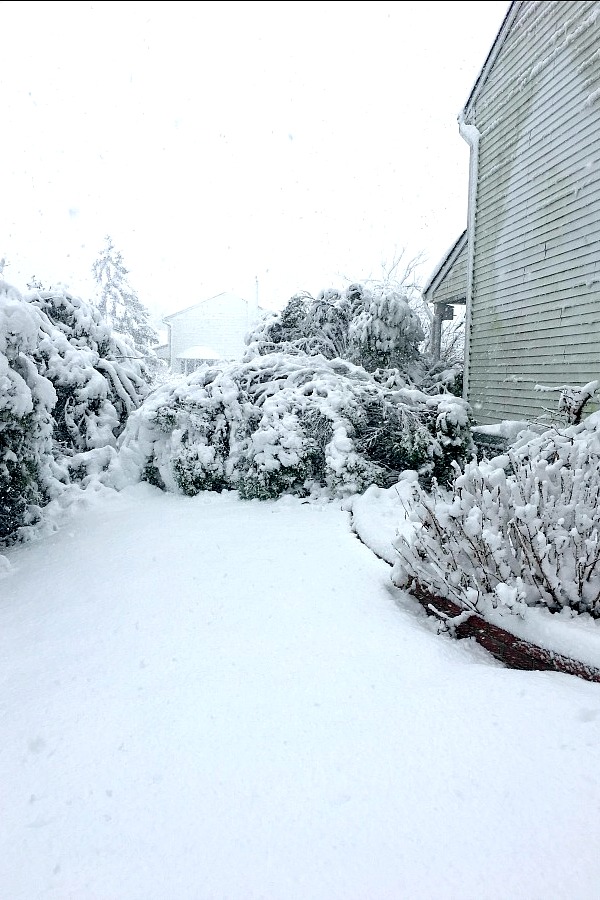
[[1, 483, 600, 899]]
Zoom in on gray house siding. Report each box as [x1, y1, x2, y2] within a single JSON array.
[[462, 0, 600, 425]]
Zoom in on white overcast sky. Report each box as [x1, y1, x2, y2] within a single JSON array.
[[1, 1, 509, 321]]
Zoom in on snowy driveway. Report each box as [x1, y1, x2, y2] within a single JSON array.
[[1, 484, 599, 899]]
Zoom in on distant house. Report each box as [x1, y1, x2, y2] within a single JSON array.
[[155, 343, 170, 363], [427, 1, 600, 425], [163, 291, 259, 374]]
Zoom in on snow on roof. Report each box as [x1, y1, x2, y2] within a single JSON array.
[[177, 344, 223, 360], [422, 229, 467, 299], [163, 291, 249, 322], [461, 2, 519, 119]]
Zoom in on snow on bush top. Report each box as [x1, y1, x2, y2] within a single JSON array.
[[393, 413, 600, 620], [0, 285, 57, 418]]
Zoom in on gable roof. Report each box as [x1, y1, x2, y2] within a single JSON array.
[[163, 291, 250, 322], [422, 229, 467, 300], [461, 2, 520, 120]]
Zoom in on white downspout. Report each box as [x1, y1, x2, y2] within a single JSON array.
[[458, 114, 480, 405], [164, 320, 173, 372]]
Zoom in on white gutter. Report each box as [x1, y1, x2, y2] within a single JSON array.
[[458, 115, 481, 405], [163, 319, 173, 370]]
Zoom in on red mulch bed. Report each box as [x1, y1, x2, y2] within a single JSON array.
[[350, 517, 600, 683], [411, 583, 600, 684]]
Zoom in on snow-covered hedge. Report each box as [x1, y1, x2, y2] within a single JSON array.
[[393, 415, 600, 619], [111, 352, 473, 501], [0, 285, 56, 540], [0, 281, 150, 541]]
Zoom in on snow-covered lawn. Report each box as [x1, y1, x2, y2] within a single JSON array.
[[1, 484, 599, 899]]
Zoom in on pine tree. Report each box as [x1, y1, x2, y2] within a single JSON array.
[[91, 236, 159, 361]]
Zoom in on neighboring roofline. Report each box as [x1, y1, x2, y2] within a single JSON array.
[[163, 291, 248, 322], [461, 1, 520, 120], [423, 229, 467, 300]]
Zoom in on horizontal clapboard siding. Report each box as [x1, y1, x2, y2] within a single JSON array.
[[466, 383, 599, 424], [464, 0, 600, 425]]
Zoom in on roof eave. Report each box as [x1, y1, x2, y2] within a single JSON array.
[[461, 1, 521, 121], [163, 291, 246, 322], [423, 229, 468, 300]]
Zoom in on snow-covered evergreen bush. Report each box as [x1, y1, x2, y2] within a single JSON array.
[[354, 393, 472, 489], [347, 285, 424, 372], [343, 251, 465, 371], [29, 288, 150, 453], [244, 289, 351, 361], [0, 280, 150, 542], [0, 284, 56, 539], [112, 352, 474, 501], [393, 416, 600, 619]]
